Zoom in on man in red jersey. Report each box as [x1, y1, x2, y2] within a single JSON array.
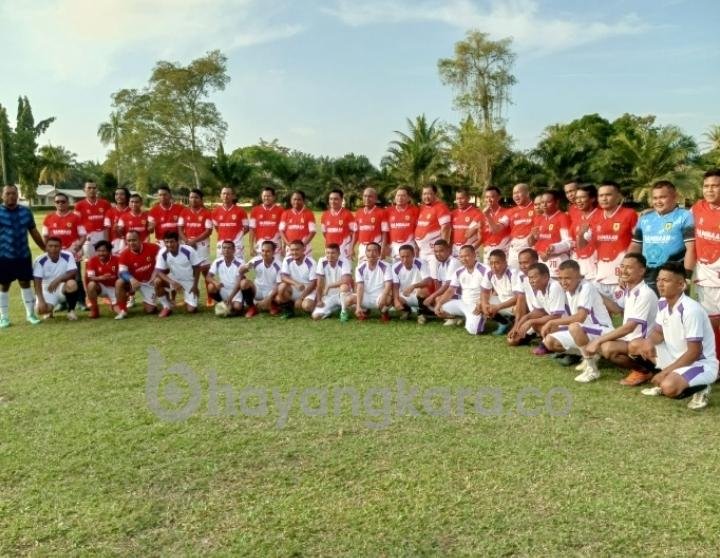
[[75, 181, 111, 259], [692, 169, 720, 357], [528, 190, 571, 277], [249, 187, 283, 257], [118, 194, 151, 243], [148, 185, 184, 245], [85, 240, 120, 318], [564, 179, 582, 224], [212, 186, 249, 258], [320, 189, 355, 259], [179, 189, 214, 305], [415, 184, 451, 263], [480, 186, 510, 265], [588, 181, 638, 297], [115, 230, 160, 319], [279, 190, 316, 256], [104, 187, 131, 254], [507, 183, 535, 267], [354, 187, 388, 260], [450, 188, 483, 256], [386, 187, 419, 259], [571, 184, 601, 280]]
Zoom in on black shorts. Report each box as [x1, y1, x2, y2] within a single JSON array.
[[0, 257, 34, 285]]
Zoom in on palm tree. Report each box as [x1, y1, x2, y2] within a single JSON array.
[[38, 144, 76, 187], [704, 124, 720, 153], [97, 111, 124, 184]]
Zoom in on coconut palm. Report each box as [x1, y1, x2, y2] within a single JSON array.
[[97, 111, 124, 184], [38, 144, 76, 187], [704, 124, 720, 152]]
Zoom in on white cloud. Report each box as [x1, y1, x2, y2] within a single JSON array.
[[1, 0, 303, 83], [324, 0, 649, 54]]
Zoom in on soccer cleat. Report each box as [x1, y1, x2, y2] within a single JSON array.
[[158, 307, 172, 318], [641, 386, 663, 396], [532, 343, 549, 356], [380, 311, 390, 323], [67, 310, 78, 321], [492, 323, 509, 336], [620, 370, 653, 386], [76, 302, 88, 312], [89, 306, 100, 319], [127, 295, 136, 308], [114, 310, 128, 320], [575, 361, 587, 371], [0, 316, 10, 328], [206, 296, 216, 308], [687, 385, 711, 410], [417, 314, 427, 325], [558, 354, 582, 366], [26, 313, 41, 325], [339, 309, 349, 322], [443, 318, 456, 326], [269, 303, 281, 316], [245, 305, 258, 319], [575, 366, 600, 383]]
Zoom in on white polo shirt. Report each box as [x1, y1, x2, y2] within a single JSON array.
[[392, 258, 431, 289], [450, 262, 489, 305], [655, 293, 718, 363], [617, 281, 658, 341], [532, 278, 567, 317], [155, 245, 202, 283], [564, 280, 612, 328], [355, 260, 392, 293], [316, 257, 352, 296], [280, 256, 316, 284]]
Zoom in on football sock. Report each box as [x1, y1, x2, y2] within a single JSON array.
[[0, 291, 9, 318], [241, 288, 254, 306], [65, 290, 79, 311], [20, 287, 35, 315]]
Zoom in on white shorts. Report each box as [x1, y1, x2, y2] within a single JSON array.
[[91, 283, 117, 304], [508, 237, 530, 268], [111, 238, 125, 255], [655, 344, 718, 386], [488, 295, 515, 317], [542, 253, 569, 278], [216, 239, 244, 260], [83, 231, 107, 260], [312, 293, 343, 318], [390, 241, 416, 260], [220, 286, 243, 304], [596, 252, 625, 285], [399, 292, 420, 308], [254, 284, 274, 302], [441, 299, 486, 335], [166, 278, 198, 308], [361, 289, 387, 310], [416, 235, 441, 262], [696, 285, 720, 318], [284, 243, 313, 258], [595, 282, 620, 299], [482, 241, 510, 265], [194, 242, 210, 265], [42, 285, 67, 307], [549, 324, 614, 354], [135, 281, 156, 305], [576, 254, 598, 280], [289, 286, 316, 302]]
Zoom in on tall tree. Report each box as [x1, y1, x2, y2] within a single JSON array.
[[449, 115, 510, 190], [704, 124, 720, 152], [97, 110, 125, 185], [13, 96, 55, 202], [0, 104, 14, 185], [38, 144, 76, 187], [209, 142, 254, 195], [329, 153, 377, 208]]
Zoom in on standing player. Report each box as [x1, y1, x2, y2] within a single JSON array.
[[312, 243, 353, 321], [212, 186, 249, 258], [206, 240, 246, 316], [480, 249, 523, 336], [480, 187, 510, 264], [178, 189, 213, 305], [33, 237, 80, 320], [354, 187, 388, 260], [436, 245, 489, 335], [528, 190, 571, 277], [563, 179, 582, 225], [391, 244, 433, 323], [248, 187, 283, 257], [0, 184, 45, 327], [279, 191, 316, 256], [74, 181, 111, 259], [104, 187, 131, 254], [148, 186, 184, 244], [234, 240, 282, 317], [276, 240, 317, 317], [386, 187, 419, 259], [450, 188, 483, 256], [415, 185, 451, 263], [345, 242, 393, 322], [320, 190, 355, 260], [118, 194, 151, 243], [153, 231, 202, 317], [85, 240, 119, 318], [570, 184, 600, 280], [507, 183, 535, 267], [115, 230, 161, 319]]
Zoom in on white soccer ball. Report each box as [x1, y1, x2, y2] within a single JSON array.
[[214, 301, 229, 317]]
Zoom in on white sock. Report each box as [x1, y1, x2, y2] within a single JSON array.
[[0, 291, 8, 318], [159, 295, 171, 309], [21, 288, 36, 315]]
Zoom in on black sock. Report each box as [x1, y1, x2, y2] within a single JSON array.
[[211, 291, 223, 302], [282, 301, 293, 311], [494, 313, 509, 325], [628, 356, 660, 373], [403, 304, 412, 313], [417, 297, 432, 315], [677, 385, 708, 399], [241, 288, 255, 307], [66, 290, 79, 311]]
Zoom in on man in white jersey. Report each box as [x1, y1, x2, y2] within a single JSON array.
[[424, 239, 461, 316], [480, 249, 523, 336], [540, 260, 614, 381], [436, 245, 489, 335], [391, 244, 433, 323], [206, 240, 245, 316], [312, 243, 352, 321], [630, 262, 718, 410], [232, 241, 281, 318], [153, 231, 202, 317], [507, 248, 540, 346], [33, 237, 80, 320], [276, 239, 317, 318], [344, 242, 392, 322], [579, 253, 658, 385]]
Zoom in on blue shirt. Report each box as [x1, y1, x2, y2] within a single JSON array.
[[0, 204, 37, 259], [632, 207, 694, 268]]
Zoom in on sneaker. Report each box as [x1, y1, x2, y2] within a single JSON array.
[[620, 370, 654, 386], [269, 303, 281, 316], [76, 302, 88, 312], [575, 366, 600, 383], [67, 310, 78, 321], [158, 307, 172, 318], [89, 306, 99, 319], [0, 316, 10, 328], [575, 361, 587, 371], [417, 314, 427, 325], [127, 295, 136, 308], [381, 311, 390, 323], [532, 343, 549, 356], [492, 323, 509, 336], [115, 310, 128, 320], [26, 313, 41, 325], [641, 386, 663, 396], [245, 305, 258, 319], [443, 318, 457, 326], [688, 385, 711, 410], [558, 354, 582, 366], [339, 309, 349, 322]]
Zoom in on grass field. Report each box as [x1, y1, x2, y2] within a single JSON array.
[[2, 213, 720, 555]]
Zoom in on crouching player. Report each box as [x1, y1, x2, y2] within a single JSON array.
[[236, 241, 281, 318], [85, 240, 120, 318], [312, 243, 352, 321], [481, 249, 523, 336], [33, 237, 80, 320], [436, 245, 489, 335], [539, 260, 614, 381], [276, 240, 317, 318], [153, 231, 202, 317], [630, 262, 718, 410], [207, 240, 246, 316], [391, 244, 433, 323], [115, 231, 160, 319], [344, 242, 392, 322]]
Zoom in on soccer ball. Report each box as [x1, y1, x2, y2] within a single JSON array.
[[214, 301, 229, 317]]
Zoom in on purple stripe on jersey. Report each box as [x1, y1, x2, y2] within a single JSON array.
[[322, 260, 329, 268], [358, 264, 367, 275], [378, 261, 387, 271], [629, 318, 648, 337], [677, 303, 685, 319], [414, 259, 422, 270], [60, 252, 70, 262], [681, 365, 705, 383], [393, 263, 402, 275], [180, 247, 191, 259], [686, 337, 702, 342], [232, 259, 241, 266], [564, 304, 571, 315], [305, 258, 313, 270], [39, 255, 48, 265], [162, 251, 169, 261], [273, 262, 280, 271], [253, 259, 263, 268], [552, 310, 565, 316], [582, 326, 603, 336], [658, 299, 668, 311], [475, 316, 486, 334]]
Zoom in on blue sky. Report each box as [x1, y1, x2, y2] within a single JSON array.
[[2, 0, 718, 167]]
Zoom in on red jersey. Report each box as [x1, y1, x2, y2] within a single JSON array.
[[75, 198, 111, 233], [42, 212, 86, 249], [212, 204, 249, 243], [104, 205, 131, 242], [250, 204, 284, 243], [320, 208, 355, 246], [118, 242, 160, 283], [148, 202, 184, 242], [179, 207, 213, 241], [118, 211, 151, 242], [571, 208, 602, 258], [507, 202, 535, 239], [450, 206, 483, 246], [692, 200, 720, 286], [534, 211, 571, 253], [279, 207, 316, 242], [354, 206, 388, 244], [593, 206, 638, 261], [481, 207, 510, 246], [85, 254, 120, 287], [415, 201, 451, 241], [387, 205, 419, 244], [567, 204, 582, 226]]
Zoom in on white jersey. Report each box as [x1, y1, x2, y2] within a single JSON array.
[[483, 266, 524, 303], [615, 281, 658, 341], [450, 262, 489, 305], [429, 256, 461, 284], [208, 257, 244, 288], [532, 278, 567, 317], [315, 257, 352, 296], [246, 256, 281, 291], [33, 250, 77, 282], [564, 280, 612, 329], [655, 293, 718, 364], [155, 245, 202, 283], [280, 256, 316, 285], [392, 258, 430, 289], [355, 260, 392, 292]]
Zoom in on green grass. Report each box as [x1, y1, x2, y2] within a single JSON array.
[[2, 212, 720, 555]]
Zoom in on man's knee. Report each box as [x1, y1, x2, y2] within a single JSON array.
[[65, 280, 78, 293], [544, 335, 563, 352]]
